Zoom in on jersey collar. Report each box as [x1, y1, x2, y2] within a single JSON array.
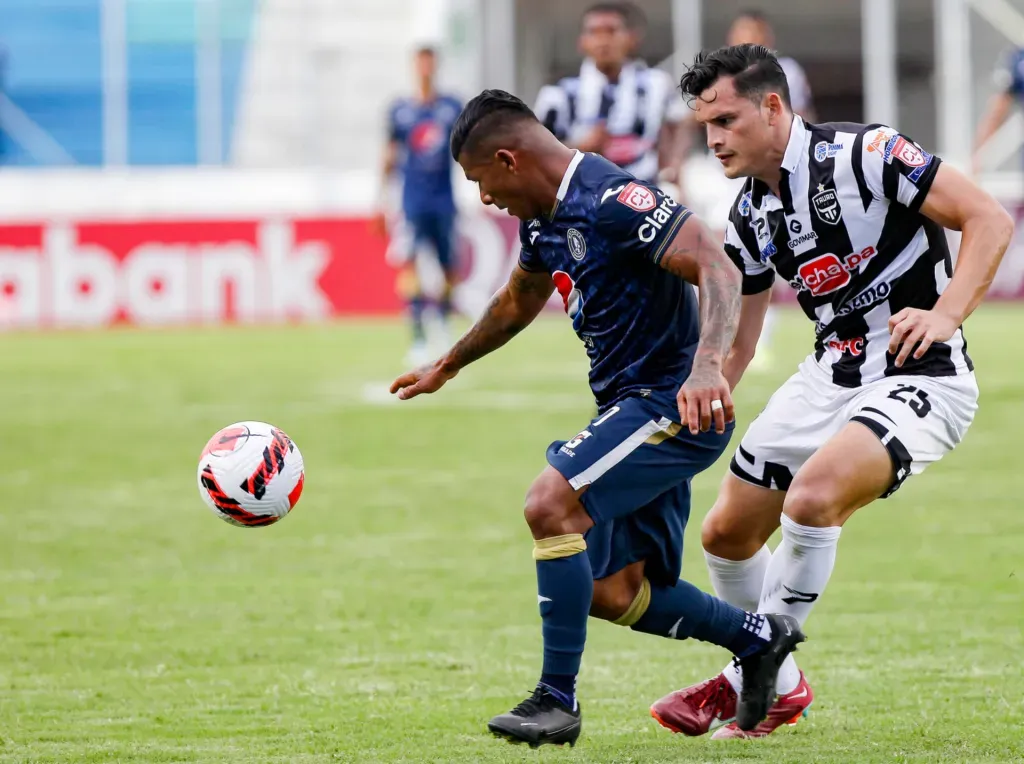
[[549, 150, 586, 220], [751, 116, 805, 211], [780, 115, 807, 175]]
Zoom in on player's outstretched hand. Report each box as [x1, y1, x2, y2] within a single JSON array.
[[678, 361, 735, 435], [888, 307, 958, 368], [389, 360, 458, 401]]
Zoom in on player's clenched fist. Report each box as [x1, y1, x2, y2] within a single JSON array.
[[678, 361, 735, 435], [390, 360, 459, 401]]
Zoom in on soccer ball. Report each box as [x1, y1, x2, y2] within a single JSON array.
[[196, 421, 305, 527]]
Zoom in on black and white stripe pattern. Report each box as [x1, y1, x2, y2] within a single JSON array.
[[725, 117, 973, 388], [534, 60, 685, 182]]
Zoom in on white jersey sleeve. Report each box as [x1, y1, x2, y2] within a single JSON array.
[[860, 125, 941, 212]]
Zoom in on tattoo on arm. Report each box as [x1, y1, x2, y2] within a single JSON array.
[[659, 220, 742, 367], [443, 267, 553, 371]]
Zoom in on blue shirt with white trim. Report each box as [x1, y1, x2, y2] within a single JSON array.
[[519, 151, 698, 415]]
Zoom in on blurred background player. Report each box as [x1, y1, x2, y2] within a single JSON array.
[[972, 45, 1024, 186], [533, 2, 688, 191], [726, 10, 815, 123], [374, 46, 464, 365], [713, 9, 817, 372]]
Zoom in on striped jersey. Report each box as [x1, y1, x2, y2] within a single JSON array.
[[534, 59, 686, 182], [726, 117, 972, 388]]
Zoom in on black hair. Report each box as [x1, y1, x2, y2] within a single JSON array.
[[582, 2, 638, 30], [415, 46, 437, 57], [679, 43, 790, 108], [450, 89, 537, 161]]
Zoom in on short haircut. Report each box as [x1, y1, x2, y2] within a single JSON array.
[[679, 43, 791, 108], [450, 89, 537, 161], [415, 45, 437, 57], [582, 2, 637, 29]]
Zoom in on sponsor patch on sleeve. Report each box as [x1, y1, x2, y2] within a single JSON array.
[[616, 182, 657, 212]]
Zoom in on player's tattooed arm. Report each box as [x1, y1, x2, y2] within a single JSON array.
[[443, 266, 555, 371], [657, 215, 743, 433], [390, 266, 554, 401], [658, 216, 742, 365]]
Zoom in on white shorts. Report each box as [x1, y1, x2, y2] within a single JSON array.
[[730, 356, 979, 497]]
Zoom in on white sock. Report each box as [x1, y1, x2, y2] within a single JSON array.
[[708, 546, 772, 695], [760, 306, 777, 347], [705, 545, 771, 612], [723, 516, 842, 696]]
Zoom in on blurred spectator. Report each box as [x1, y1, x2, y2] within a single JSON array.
[[726, 9, 816, 122], [533, 2, 688, 186]]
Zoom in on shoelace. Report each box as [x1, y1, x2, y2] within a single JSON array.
[[510, 687, 549, 717], [696, 675, 734, 712]]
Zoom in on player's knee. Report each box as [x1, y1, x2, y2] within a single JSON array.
[[590, 566, 645, 622], [591, 580, 640, 622], [783, 481, 839, 527], [523, 470, 588, 540], [701, 504, 758, 558]]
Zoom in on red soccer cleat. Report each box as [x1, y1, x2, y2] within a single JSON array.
[[650, 673, 738, 736], [710, 671, 814, 739]]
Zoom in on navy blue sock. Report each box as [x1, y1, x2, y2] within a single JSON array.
[[632, 579, 772, 657], [535, 536, 592, 706], [538, 673, 576, 707], [409, 296, 426, 343], [438, 290, 453, 319]]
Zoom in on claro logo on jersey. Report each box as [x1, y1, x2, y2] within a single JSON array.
[[637, 196, 679, 244], [792, 246, 878, 296]]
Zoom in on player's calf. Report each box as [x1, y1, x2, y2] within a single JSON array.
[[594, 567, 806, 730], [489, 468, 594, 748], [590, 561, 645, 621]]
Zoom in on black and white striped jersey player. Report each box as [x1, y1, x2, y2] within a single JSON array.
[[724, 114, 982, 491], [650, 44, 1013, 740]]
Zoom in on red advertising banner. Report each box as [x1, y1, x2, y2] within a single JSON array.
[[0, 218, 406, 328], [1, 211, 1022, 329]]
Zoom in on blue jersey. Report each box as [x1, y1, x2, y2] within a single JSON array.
[[997, 48, 1024, 100], [519, 151, 699, 417], [388, 95, 463, 217]]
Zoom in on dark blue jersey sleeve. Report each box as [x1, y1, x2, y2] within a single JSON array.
[[387, 101, 404, 143], [995, 49, 1024, 96], [518, 221, 546, 272], [594, 181, 692, 266]]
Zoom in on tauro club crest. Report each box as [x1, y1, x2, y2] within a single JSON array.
[[812, 183, 843, 225]]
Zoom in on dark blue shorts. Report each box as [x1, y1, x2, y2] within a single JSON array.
[[546, 395, 733, 587], [407, 211, 456, 271]]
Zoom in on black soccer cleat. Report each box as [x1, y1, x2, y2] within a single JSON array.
[[487, 684, 582, 748], [735, 613, 807, 731]]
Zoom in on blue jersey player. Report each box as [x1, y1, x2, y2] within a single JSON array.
[[973, 46, 1024, 183], [390, 90, 805, 748], [376, 46, 463, 364]]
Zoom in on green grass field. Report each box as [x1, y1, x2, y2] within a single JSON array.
[[1, 306, 1022, 763]]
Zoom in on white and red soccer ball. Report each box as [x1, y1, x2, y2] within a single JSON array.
[[196, 421, 305, 527]]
